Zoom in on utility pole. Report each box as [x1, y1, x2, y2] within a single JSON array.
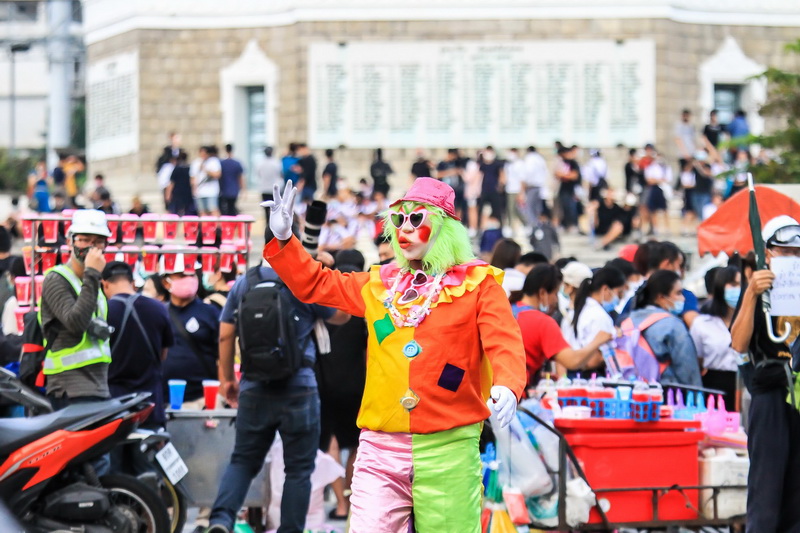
[[46, 0, 73, 169], [9, 43, 31, 159]]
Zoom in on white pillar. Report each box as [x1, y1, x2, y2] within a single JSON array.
[[46, 0, 73, 169]]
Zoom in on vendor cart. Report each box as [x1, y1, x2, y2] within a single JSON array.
[[166, 409, 269, 509], [520, 408, 747, 532]]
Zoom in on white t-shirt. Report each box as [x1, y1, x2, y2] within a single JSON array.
[[690, 314, 738, 372], [157, 162, 175, 190], [574, 297, 616, 348], [504, 156, 526, 194], [582, 157, 608, 187], [193, 156, 222, 198], [523, 151, 548, 188]]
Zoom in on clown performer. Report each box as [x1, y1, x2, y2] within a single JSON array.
[[262, 178, 526, 532]]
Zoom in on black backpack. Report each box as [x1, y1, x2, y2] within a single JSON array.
[[236, 267, 308, 382]]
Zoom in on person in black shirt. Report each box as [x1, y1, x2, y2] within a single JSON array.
[[410, 150, 434, 183], [294, 143, 318, 201], [370, 148, 393, 197], [477, 146, 505, 230], [702, 109, 727, 149], [624, 148, 645, 195], [731, 215, 800, 533], [555, 146, 581, 232], [166, 151, 194, 215], [322, 148, 338, 199]]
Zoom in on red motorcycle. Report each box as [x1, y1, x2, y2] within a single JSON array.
[[0, 367, 170, 532]]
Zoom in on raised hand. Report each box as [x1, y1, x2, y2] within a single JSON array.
[[261, 181, 297, 241]]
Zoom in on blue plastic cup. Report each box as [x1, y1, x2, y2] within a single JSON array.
[[168, 379, 187, 410]]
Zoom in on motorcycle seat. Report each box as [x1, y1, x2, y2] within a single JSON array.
[[0, 400, 127, 457]]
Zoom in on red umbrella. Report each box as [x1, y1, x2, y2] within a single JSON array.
[[697, 186, 800, 257]]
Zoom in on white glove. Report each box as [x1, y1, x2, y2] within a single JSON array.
[[260, 181, 297, 241], [489, 385, 517, 428]]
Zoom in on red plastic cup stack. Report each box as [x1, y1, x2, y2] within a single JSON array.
[[220, 216, 237, 244], [162, 214, 180, 242], [22, 246, 36, 275], [41, 215, 60, 243], [234, 215, 253, 244], [141, 246, 160, 274], [40, 250, 57, 272], [201, 248, 217, 274], [183, 247, 198, 274], [60, 245, 70, 264], [119, 215, 139, 243], [104, 246, 119, 263], [162, 245, 178, 272], [182, 216, 200, 243], [121, 246, 138, 267], [61, 209, 75, 235], [140, 214, 160, 243], [200, 217, 218, 245], [34, 275, 44, 303], [15, 276, 31, 304], [105, 215, 120, 242], [219, 244, 236, 273], [21, 216, 34, 241], [14, 307, 28, 333]]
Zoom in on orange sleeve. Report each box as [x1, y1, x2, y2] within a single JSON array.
[[263, 237, 369, 317], [476, 276, 527, 400]]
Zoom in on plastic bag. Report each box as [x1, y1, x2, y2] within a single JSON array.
[[491, 409, 552, 497], [565, 478, 595, 527], [518, 400, 560, 471], [489, 508, 517, 533], [502, 487, 530, 525]]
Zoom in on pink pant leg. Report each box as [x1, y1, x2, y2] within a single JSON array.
[[349, 430, 414, 533]]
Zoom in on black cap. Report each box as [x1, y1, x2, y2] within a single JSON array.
[[101, 261, 133, 282]]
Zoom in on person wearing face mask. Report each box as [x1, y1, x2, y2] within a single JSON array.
[[160, 253, 220, 408], [630, 270, 701, 386], [515, 264, 612, 386], [39, 209, 112, 410], [558, 261, 593, 346], [731, 216, 800, 533], [689, 266, 740, 411], [569, 266, 626, 377], [202, 263, 237, 311]]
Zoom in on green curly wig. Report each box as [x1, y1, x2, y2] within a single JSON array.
[[382, 202, 474, 274]]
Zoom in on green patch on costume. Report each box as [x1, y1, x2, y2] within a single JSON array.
[[373, 314, 396, 345], [411, 424, 482, 533]]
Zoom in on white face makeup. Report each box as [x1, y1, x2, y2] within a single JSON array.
[[391, 205, 435, 263]]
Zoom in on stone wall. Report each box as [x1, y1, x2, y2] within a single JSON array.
[[87, 18, 800, 206]]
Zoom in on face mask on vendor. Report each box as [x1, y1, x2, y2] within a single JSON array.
[[390, 205, 436, 264]]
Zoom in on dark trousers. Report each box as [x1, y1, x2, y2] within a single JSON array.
[[219, 196, 239, 216], [478, 190, 505, 226], [747, 388, 800, 533], [558, 190, 578, 229], [209, 385, 320, 532]]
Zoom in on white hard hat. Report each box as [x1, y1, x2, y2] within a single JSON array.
[[561, 261, 593, 288], [762, 215, 800, 248], [68, 209, 111, 238]]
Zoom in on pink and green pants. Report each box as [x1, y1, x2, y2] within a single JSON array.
[[348, 423, 482, 533]]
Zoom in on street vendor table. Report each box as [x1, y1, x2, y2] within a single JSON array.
[[554, 418, 703, 525], [166, 408, 269, 508]]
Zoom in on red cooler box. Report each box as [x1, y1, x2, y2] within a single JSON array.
[[563, 429, 702, 524]]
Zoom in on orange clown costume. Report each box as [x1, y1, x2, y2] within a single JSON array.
[[262, 178, 525, 532]]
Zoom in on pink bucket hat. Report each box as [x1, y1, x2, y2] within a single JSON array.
[[389, 177, 460, 221]]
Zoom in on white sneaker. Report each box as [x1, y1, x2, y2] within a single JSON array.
[[502, 226, 513, 238], [468, 228, 477, 238]]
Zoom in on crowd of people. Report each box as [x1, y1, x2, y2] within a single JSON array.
[[2, 113, 792, 532]]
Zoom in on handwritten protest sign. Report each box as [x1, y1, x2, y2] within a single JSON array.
[[770, 257, 800, 316]]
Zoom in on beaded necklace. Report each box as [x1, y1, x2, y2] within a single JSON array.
[[382, 270, 446, 328]]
